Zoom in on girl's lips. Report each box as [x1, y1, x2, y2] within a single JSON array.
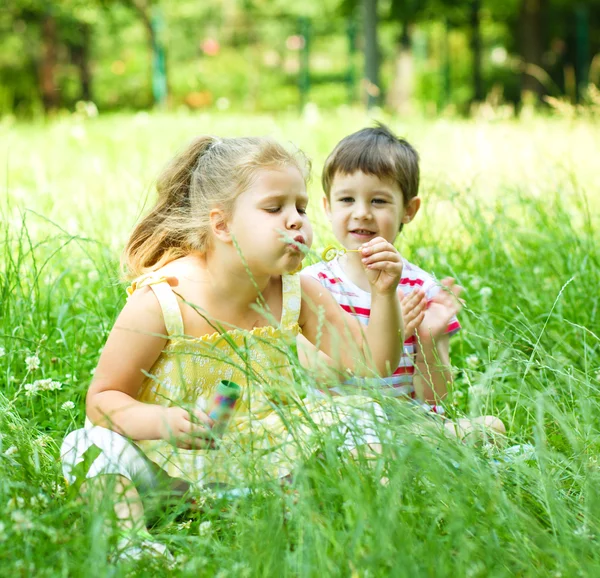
[[288, 235, 306, 251]]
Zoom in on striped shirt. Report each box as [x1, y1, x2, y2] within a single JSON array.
[[303, 256, 460, 400]]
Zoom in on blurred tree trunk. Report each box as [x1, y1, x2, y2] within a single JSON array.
[[363, 0, 380, 108], [470, 0, 483, 103], [127, 0, 169, 106], [40, 12, 59, 112], [519, 0, 547, 100], [386, 23, 413, 115], [71, 23, 92, 102]]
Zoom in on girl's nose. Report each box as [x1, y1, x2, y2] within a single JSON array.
[[287, 209, 303, 229]]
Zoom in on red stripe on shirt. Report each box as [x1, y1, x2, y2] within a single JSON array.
[[393, 365, 415, 376], [340, 303, 371, 317], [399, 277, 425, 287], [317, 272, 344, 285]]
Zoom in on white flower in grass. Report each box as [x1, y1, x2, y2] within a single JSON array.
[[479, 287, 492, 298], [25, 355, 40, 372], [4, 446, 18, 457], [11, 510, 34, 532], [466, 355, 480, 369], [7, 496, 25, 509], [0, 347, 5, 357], [198, 521, 212, 537], [24, 383, 37, 397], [61, 401, 75, 411], [87, 270, 99, 282], [469, 276, 482, 290], [468, 384, 489, 397], [177, 520, 192, 531], [0, 521, 6, 542]]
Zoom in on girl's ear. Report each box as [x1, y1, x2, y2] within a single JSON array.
[[209, 208, 231, 242], [322, 196, 332, 220], [402, 197, 421, 224]]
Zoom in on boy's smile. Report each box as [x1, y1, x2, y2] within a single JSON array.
[[325, 170, 419, 249]]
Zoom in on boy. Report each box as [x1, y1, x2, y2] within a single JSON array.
[[302, 124, 463, 413]]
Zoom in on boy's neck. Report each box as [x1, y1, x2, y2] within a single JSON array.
[[339, 253, 372, 293]]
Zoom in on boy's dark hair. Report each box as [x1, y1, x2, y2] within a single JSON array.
[[322, 123, 420, 206]]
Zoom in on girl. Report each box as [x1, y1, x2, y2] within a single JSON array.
[[61, 135, 404, 559]]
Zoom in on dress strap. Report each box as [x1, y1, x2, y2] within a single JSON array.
[[126, 274, 184, 337], [280, 273, 302, 329]]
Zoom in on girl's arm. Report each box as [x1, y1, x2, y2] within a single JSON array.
[[299, 238, 403, 376], [86, 286, 213, 447]]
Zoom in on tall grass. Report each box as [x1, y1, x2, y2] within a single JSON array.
[[0, 110, 599, 576]]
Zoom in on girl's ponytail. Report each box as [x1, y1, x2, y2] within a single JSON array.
[[122, 136, 216, 278]]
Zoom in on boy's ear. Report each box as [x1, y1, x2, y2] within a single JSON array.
[[401, 197, 421, 224], [322, 196, 332, 220], [209, 207, 231, 242]]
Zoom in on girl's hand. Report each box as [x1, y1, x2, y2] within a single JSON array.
[[418, 278, 464, 342], [401, 289, 427, 339], [159, 406, 215, 450], [360, 237, 403, 295]]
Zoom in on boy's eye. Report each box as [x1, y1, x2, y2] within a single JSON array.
[[297, 206, 307, 215], [339, 197, 354, 203], [372, 198, 387, 204], [265, 207, 280, 213]]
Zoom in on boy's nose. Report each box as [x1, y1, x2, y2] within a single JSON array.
[[353, 202, 372, 219]]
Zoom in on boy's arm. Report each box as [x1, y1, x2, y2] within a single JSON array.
[[299, 239, 403, 376], [413, 334, 452, 404], [412, 277, 463, 406]]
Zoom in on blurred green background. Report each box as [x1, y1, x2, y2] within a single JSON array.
[[1, 0, 599, 118]]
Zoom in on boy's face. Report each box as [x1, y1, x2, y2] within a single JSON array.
[[324, 170, 420, 249]]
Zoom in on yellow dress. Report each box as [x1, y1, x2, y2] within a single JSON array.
[[129, 272, 328, 486]]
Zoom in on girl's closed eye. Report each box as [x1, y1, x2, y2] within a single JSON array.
[[372, 198, 387, 204], [297, 206, 307, 214], [265, 207, 281, 213], [338, 197, 354, 203]]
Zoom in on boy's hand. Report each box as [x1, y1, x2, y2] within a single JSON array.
[[400, 289, 427, 339], [418, 278, 464, 342], [361, 237, 403, 295]]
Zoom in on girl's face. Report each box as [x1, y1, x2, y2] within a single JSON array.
[[324, 170, 420, 249], [227, 166, 313, 274]]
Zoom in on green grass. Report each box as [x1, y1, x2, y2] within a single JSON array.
[[1, 109, 599, 576]]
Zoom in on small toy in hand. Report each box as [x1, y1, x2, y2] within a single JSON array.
[[321, 244, 362, 262], [207, 380, 241, 437]]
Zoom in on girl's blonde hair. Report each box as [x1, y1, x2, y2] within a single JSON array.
[[122, 136, 310, 279]]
